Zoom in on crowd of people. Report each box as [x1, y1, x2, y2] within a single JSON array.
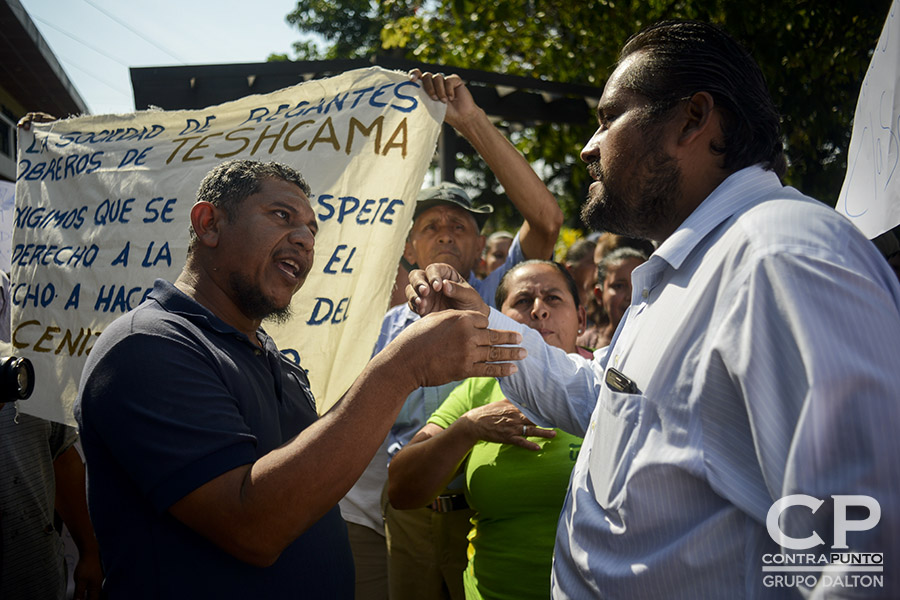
[[4, 17, 900, 600]]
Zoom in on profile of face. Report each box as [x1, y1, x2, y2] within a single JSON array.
[[406, 204, 485, 275], [483, 236, 513, 275], [596, 257, 644, 329], [580, 52, 683, 242], [500, 263, 585, 354], [216, 177, 318, 323]]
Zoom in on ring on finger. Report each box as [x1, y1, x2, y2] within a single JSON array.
[[522, 425, 527, 436]]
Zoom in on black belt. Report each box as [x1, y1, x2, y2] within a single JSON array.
[[429, 493, 469, 513]]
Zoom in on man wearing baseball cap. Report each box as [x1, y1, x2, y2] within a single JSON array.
[[339, 70, 563, 600]]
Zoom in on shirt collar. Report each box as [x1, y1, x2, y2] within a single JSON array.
[[148, 278, 268, 347], [653, 165, 784, 271]]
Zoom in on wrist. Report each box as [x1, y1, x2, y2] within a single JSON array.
[[451, 107, 490, 140], [370, 338, 423, 397], [456, 411, 483, 446], [74, 535, 100, 555]]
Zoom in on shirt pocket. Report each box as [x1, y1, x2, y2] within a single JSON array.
[[588, 388, 644, 511]]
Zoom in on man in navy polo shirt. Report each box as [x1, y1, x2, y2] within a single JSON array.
[[75, 159, 524, 599]]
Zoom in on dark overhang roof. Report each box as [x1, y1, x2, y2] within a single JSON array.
[[1, 0, 89, 117], [130, 56, 601, 126]]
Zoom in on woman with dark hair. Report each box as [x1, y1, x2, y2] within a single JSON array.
[[388, 260, 585, 600]]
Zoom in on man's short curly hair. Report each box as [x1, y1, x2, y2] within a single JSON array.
[[188, 159, 311, 250]]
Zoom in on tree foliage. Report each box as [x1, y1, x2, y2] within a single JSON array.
[[282, 0, 891, 230]]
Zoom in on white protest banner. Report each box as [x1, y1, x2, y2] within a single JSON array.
[[9, 66, 445, 426], [836, 0, 900, 238]]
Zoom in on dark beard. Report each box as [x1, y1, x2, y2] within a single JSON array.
[[229, 272, 293, 323], [264, 305, 293, 325], [581, 146, 682, 240]]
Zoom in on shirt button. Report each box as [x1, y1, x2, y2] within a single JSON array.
[[254, 349, 262, 356], [641, 289, 649, 299]]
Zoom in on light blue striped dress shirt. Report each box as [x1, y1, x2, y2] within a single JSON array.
[[490, 166, 900, 598]]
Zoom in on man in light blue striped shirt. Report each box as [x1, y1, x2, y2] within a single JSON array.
[[408, 20, 900, 599]]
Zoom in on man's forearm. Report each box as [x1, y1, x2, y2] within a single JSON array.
[[453, 108, 562, 260], [489, 308, 598, 436], [169, 342, 421, 567], [169, 310, 524, 566]]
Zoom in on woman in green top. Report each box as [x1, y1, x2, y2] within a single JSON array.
[[389, 260, 586, 600]]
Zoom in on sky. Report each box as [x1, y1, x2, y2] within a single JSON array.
[[18, 0, 308, 115]]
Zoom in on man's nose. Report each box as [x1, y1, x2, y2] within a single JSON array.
[[290, 225, 315, 251], [581, 128, 602, 163], [436, 224, 455, 243]]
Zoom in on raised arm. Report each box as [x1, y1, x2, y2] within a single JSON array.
[[389, 398, 553, 509], [412, 70, 563, 261]]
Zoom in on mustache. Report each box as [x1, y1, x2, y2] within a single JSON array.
[[587, 160, 603, 181]]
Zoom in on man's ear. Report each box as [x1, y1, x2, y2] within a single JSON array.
[[465, 234, 487, 275], [190, 201, 222, 248], [577, 305, 587, 332], [402, 238, 417, 265], [677, 91, 717, 147]]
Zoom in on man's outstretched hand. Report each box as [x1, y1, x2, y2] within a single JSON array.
[[391, 308, 524, 387]]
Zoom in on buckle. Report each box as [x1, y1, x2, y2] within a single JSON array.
[[429, 493, 469, 513]]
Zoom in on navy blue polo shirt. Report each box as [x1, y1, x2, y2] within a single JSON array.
[[76, 279, 353, 599]]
